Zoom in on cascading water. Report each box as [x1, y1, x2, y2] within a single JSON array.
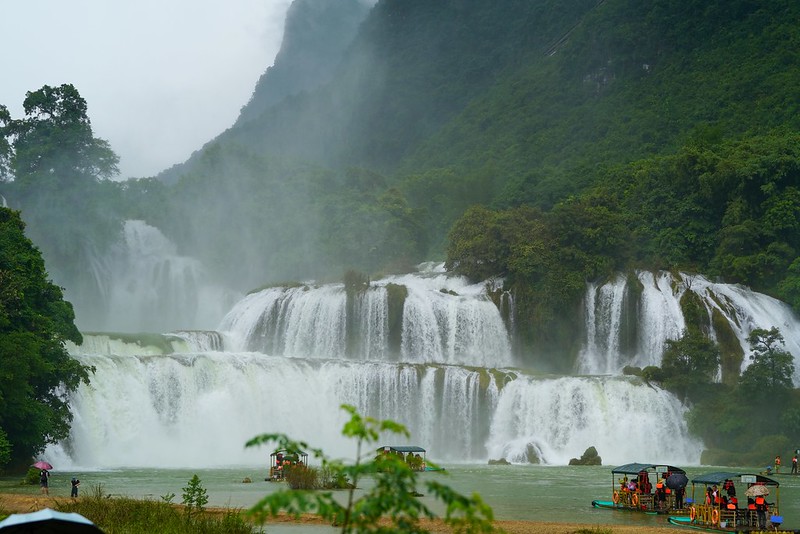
[[577, 271, 800, 378], [219, 268, 514, 367], [486, 375, 701, 465], [70, 220, 239, 333], [53, 335, 701, 469], [51, 266, 799, 469], [53, 339, 505, 468]]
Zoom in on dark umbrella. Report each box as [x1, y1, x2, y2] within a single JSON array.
[[31, 461, 53, 471], [0, 508, 104, 533], [665, 473, 689, 490]]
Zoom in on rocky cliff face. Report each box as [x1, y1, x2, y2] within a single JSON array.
[[235, 0, 371, 126]]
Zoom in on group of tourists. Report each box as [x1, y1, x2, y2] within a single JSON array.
[[615, 471, 685, 511], [377, 448, 426, 471], [700, 479, 772, 529], [772, 453, 799, 474], [38, 469, 80, 498]]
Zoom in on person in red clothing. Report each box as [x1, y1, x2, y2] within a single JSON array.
[[755, 495, 768, 529]]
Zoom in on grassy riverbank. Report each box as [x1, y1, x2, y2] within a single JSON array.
[[0, 491, 676, 534]]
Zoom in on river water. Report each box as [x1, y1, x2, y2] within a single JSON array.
[[4, 464, 799, 532]]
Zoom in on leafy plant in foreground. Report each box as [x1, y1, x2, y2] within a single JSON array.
[[246, 404, 498, 533], [181, 474, 208, 517]]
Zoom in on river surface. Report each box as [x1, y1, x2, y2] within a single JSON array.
[[3, 464, 800, 532]]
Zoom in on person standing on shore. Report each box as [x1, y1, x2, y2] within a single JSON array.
[[70, 477, 80, 498], [792, 455, 798, 474], [39, 469, 50, 495]]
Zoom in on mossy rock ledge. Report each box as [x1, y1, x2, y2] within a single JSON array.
[[569, 446, 602, 466]]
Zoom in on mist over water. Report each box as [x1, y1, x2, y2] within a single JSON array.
[[65, 220, 239, 333]]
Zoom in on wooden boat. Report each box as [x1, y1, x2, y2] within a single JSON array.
[[267, 448, 308, 482], [666, 471, 799, 532], [376, 445, 444, 471], [591, 462, 690, 515]]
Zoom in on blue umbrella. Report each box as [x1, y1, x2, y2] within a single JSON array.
[[0, 508, 104, 533]]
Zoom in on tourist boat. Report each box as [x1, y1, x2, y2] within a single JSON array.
[[376, 445, 444, 471], [666, 471, 798, 532], [591, 462, 690, 515], [267, 448, 308, 481]]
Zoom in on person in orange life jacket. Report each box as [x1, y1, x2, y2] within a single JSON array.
[[655, 480, 667, 509], [711, 484, 720, 505], [755, 495, 768, 528]]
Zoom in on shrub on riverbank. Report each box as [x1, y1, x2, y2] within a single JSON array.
[[56, 485, 258, 534]]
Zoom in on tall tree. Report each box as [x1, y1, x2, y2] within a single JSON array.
[[0, 207, 91, 468], [739, 327, 795, 402], [661, 329, 721, 401], [4, 84, 118, 185], [0, 85, 123, 321]]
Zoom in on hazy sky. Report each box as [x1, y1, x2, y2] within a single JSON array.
[[1, 0, 293, 178]]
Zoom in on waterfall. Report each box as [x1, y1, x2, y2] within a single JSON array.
[[579, 274, 629, 374], [54, 344, 504, 468], [52, 337, 700, 469], [219, 270, 514, 367], [69, 220, 239, 333], [688, 275, 800, 379], [577, 271, 800, 379], [486, 375, 702, 465], [51, 266, 800, 469]]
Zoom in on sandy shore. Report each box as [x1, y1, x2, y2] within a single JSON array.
[[0, 493, 674, 533]]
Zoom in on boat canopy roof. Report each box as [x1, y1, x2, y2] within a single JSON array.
[[270, 449, 307, 457], [612, 463, 686, 475], [378, 445, 426, 453], [691, 471, 779, 487]]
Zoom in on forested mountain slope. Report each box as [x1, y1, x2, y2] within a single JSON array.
[[151, 0, 799, 291], [400, 0, 800, 241]]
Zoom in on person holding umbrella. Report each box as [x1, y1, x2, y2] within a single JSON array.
[[665, 472, 688, 510], [32, 461, 52, 495], [746, 483, 770, 529]]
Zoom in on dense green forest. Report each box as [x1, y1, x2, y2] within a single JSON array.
[[1, 0, 800, 463], [0, 207, 91, 469]]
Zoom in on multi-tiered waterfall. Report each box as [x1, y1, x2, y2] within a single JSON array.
[[48, 227, 800, 470]]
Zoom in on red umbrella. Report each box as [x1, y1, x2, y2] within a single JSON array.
[[32, 461, 53, 470]]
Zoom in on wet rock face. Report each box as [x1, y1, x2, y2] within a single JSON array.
[[569, 446, 602, 466]]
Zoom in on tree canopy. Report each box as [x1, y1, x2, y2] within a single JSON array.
[[1, 84, 118, 185], [0, 207, 91, 468]]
